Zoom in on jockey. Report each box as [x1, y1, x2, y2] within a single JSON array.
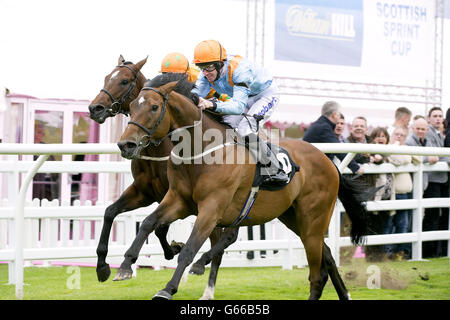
[[160, 52, 199, 83], [191, 40, 289, 185], [160, 52, 228, 102]]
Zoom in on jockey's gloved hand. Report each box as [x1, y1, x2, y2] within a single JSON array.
[[199, 97, 217, 111], [190, 93, 200, 105]]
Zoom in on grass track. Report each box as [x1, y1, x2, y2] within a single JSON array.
[[0, 258, 449, 300]]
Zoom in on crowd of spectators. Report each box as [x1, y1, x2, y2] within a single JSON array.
[[303, 102, 450, 262]]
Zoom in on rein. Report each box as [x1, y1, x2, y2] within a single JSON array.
[[128, 87, 238, 161], [100, 64, 139, 116]]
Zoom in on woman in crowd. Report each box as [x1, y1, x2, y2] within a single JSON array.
[[385, 126, 422, 260]]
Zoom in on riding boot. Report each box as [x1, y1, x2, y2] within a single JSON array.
[[245, 133, 289, 185]]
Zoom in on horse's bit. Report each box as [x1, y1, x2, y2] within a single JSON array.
[[100, 64, 138, 116]]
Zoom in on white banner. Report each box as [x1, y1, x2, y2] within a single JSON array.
[[269, 0, 436, 86]]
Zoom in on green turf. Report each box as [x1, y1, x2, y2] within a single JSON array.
[[0, 258, 448, 300]]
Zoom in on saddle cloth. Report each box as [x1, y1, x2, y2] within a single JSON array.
[[229, 144, 299, 227], [254, 143, 300, 191]]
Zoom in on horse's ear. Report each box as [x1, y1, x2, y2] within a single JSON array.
[[135, 56, 148, 72], [118, 55, 126, 65], [161, 81, 179, 96]]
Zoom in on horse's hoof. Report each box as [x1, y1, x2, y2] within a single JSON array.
[[164, 241, 185, 260], [152, 290, 173, 300], [171, 241, 185, 254], [189, 263, 205, 275], [96, 264, 111, 282], [113, 268, 133, 281]]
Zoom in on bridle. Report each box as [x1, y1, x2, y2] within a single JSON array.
[[100, 63, 139, 116], [128, 86, 202, 148], [128, 87, 169, 147]]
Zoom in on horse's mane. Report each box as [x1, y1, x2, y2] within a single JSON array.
[[146, 73, 230, 128], [145, 73, 194, 99]]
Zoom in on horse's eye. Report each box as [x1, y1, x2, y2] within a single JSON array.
[[151, 105, 159, 111], [121, 79, 129, 85]]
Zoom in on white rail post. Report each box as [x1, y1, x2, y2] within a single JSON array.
[[14, 154, 49, 299], [338, 153, 356, 172], [411, 162, 424, 261], [8, 155, 20, 284]]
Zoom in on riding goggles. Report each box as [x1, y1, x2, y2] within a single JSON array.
[[199, 64, 216, 72]]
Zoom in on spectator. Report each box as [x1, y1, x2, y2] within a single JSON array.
[[303, 102, 363, 264], [445, 108, 450, 147], [387, 107, 412, 136], [334, 113, 345, 142], [422, 107, 450, 258], [405, 117, 435, 191], [344, 116, 372, 165], [445, 109, 450, 245], [369, 127, 392, 201], [303, 101, 363, 175], [364, 127, 392, 262], [369, 127, 390, 165], [386, 127, 422, 260], [344, 116, 375, 188]]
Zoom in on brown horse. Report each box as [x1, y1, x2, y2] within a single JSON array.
[[89, 55, 148, 123], [117, 77, 372, 300], [89, 58, 225, 288]]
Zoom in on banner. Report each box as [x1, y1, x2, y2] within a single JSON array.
[[273, 0, 435, 85], [275, 0, 363, 66]]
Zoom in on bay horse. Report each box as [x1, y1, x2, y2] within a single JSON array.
[[116, 78, 372, 300], [88, 57, 224, 290]]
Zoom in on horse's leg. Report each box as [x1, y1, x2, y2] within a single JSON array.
[[322, 242, 351, 300], [190, 228, 223, 276], [278, 206, 328, 300], [301, 233, 328, 300], [96, 184, 152, 282], [153, 203, 221, 300], [188, 227, 239, 300], [154, 224, 185, 260], [194, 227, 240, 300], [114, 192, 188, 281]]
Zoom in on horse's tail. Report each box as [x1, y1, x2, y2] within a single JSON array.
[[337, 171, 377, 245]]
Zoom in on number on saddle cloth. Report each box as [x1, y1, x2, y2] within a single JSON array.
[[254, 144, 299, 191]]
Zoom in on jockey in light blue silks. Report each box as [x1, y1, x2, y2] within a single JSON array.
[[190, 39, 288, 185]]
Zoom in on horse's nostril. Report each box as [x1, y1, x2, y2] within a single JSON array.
[[94, 105, 105, 112], [126, 142, 137, 150], [117, 140, 137, 152], [89, 104, 105, 113]]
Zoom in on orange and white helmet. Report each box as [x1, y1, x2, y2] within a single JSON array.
[[193, 40, 227, 65], [160, 52, 189, 73]]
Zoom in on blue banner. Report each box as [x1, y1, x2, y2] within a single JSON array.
[[275, 0, 363, 66]]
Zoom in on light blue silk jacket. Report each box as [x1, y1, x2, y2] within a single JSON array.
[[192, 55, 273, 115]]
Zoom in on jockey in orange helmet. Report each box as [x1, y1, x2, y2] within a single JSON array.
[[191, 40, 288, 185], [160, 52, 198, 83], [160, 52, 228, 102]]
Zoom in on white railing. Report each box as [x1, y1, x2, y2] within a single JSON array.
[[0, 143, 449, 299]]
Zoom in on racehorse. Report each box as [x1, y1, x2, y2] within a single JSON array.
[[88, 58, 224, 292], [116, 77, 373, 300], [89, 55, 147, 123]]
